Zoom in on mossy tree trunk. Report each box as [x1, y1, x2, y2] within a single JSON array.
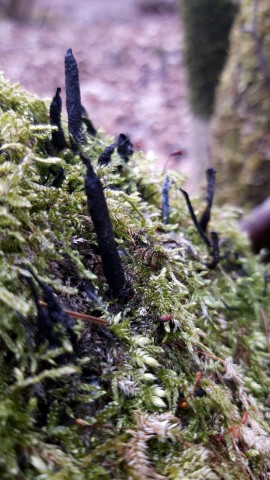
[[181, 0, 238, 119], [0, 0, 34, 21], [180, 0, 238, 190], [212, 0, 270, 207]]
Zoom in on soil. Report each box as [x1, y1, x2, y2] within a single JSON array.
[[0, 0, 191, 167]]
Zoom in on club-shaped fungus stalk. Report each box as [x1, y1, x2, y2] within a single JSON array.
[[65, 48, 84, 143], [199, 168, 216, 232], [98, 143, 116, 166], [117, 133, 134, 162], [49, 87, 67, 150], [81, 105, 97, 136], [81, 153, 126, 295], [162, 175, 171, 224]]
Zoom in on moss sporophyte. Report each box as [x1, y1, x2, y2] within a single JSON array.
[[0, 49, 270, 479]]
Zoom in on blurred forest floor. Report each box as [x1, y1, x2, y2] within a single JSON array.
[[0, 0, 191, 166]]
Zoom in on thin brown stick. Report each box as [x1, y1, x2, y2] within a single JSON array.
[[39, 300, 109, 326], [196, 348, 226, 364], [259, 307, 270, 358]]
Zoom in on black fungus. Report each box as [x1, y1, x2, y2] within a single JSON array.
[[199, 168, 216, 232], [180, 188, 211, 247], [117, 133, 134, 162], [29, 270, 77, 353], [263, 272, 270, 296], [98, 143, 116, 166], [26, 277, 61, 349], [162, 175, 171, 224], [51, 167, 65, 188], [180, 173, 221, 267], [49, 87, 67, 150], [221, 299, 240, 311], [80, 279, 104, 307], [81, 105, 97, 136], [65, 48, 83, 143], [194, 387, 207, 398], [98, 134, 134, 167], [207, 231, 220, 269], [81, 153, 126, 295]]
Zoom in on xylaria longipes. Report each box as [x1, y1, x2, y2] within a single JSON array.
[[199, 168, 216, 233], [65, 48, 84, 143], [162, 175, 171, 224], [81, 153, 126, 295], [27, 270, 77, 354], [49, 87, 67, 150]]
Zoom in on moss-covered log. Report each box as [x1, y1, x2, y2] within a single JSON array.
[[1, 72, 270, 479], [212, 0, 270, 207]]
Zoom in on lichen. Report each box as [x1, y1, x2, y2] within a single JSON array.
[[1, 72, 270, 479]]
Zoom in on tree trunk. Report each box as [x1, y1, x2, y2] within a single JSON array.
[[212, 0, 270, 207], [180, 0, 238, 190]]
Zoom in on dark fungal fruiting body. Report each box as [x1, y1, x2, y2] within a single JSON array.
[[98, 143, 116, 166], [81, 153, 125, 295], [180, 187, 211, 247], [117, 133, 134, 162], [65, 48, 84, 143], [51, 167, 65, 188], [28, 269, 78, 354], [199, 168, 216, 232], [81, 105, 97, 136], [26, 277, 61, 349], [49, 87, 67, 150], [180, 171, 220, 268], [162, 175, 171, 224], [194, 387, 207, 398], [98, 134, 134, 167], [207, 231, 220, 269]]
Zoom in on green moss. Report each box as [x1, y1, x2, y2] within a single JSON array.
[[1, 73, 270, 479]]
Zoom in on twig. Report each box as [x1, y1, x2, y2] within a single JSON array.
[[196, 348, 226, 365], [39, 300, 109, 326]]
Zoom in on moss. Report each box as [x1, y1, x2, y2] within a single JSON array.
[[1, 72, 270, 479]]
